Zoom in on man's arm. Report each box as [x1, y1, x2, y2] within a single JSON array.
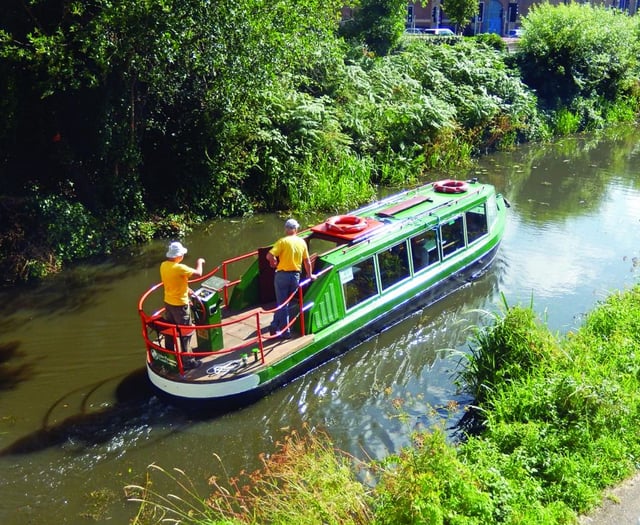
[[192, 258, 205, 277], [304, 256, 315, 280], [266, 252, 278, 269]]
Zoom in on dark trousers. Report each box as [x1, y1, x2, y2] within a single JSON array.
[[164, 303, 192, 351], [271, 271, 300, 335]]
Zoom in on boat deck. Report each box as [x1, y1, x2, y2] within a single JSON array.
[[150, 305, 314, 382]]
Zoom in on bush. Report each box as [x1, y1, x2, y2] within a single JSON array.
[[472, 33, 505, 51], [373, 429, 495, 525], [517, 4, 640, 106]]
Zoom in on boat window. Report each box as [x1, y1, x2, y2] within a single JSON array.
[[465, 204, 488, 244], [486, 194, 498, 226], [441, 216, 465, 257], [341, 257, 378, 310], [410, 230, 439, 273], [379, 242, 411, 290]]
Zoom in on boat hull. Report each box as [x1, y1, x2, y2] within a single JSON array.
[[146, 242, 501, 410]]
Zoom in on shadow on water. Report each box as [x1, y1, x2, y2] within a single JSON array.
[[0, 367, 226, 457], [0, 368, 149, 456], [0, 263, 132, 328], [0, 365, 255, 457], [0, 340, 35, 391]]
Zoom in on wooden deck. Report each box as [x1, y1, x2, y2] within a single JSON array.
[[159, 305, 315, 382]]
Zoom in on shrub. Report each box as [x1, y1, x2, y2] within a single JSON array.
[[517, 4, 640, 106], [373, 428, 494, 525], [459, 300, 561, 405]]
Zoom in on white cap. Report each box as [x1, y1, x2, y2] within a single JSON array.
[[166, 241, 188, 258], [284, 218, 300, 230]]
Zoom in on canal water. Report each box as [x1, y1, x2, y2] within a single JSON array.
[[1, 127, 639, 524]]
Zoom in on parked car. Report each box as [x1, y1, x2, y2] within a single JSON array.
[[508, 28, 524, 38], [423, 28, 454, 36], [405, 28, 423, 35]]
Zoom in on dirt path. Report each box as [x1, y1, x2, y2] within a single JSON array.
[[579, 471, 640, 525]]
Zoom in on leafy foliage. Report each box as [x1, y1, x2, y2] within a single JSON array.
[[339, 0, 408, 56], [457, 288, 640, 518], [517, 4, 640, 106], [374, 428, 495, 524], [0, 2, 638, 282], [443, 0, 480, 34]]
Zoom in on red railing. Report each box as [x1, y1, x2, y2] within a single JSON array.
[[138, 252, 326, 375]]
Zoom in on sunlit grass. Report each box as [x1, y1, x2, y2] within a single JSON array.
[[288, 154, 376, 213], [127, 426, 372, 525], [457, 285, 640, 519]]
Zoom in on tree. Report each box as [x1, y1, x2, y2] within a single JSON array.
[[517, 3, 640, 105], [339, 0, 407, 56], [0, 0, 345, 217], [442, 0, 478, 34]]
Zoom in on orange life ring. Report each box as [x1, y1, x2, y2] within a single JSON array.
[[325, 215, 368, 234], [434, 179, 469, 194]]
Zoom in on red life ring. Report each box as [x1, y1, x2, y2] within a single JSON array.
[[434, 179, 469, 194], [325, 215, 368, 234]]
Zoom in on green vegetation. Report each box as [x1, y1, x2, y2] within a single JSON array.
[[128, 285, 640, 524], [444, 0, 481, 34], [127, 430, 373, 524], [1, 2, 639, 285], [517, 4, 640, 107], [339, 0, 408, 56]]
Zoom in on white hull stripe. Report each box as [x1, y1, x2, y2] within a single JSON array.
[[147, 366, 261, 399]]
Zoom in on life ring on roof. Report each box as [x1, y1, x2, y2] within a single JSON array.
[[325, 215, 368, 234], [434, 179, 469, 194]]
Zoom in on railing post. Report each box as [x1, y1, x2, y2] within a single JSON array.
[[255, 312, 266, 363], [222, 261, 229, 305], [298, 287, 306, 335]]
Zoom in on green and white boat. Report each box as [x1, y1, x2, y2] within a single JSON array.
[[138, 179, 508, 406]]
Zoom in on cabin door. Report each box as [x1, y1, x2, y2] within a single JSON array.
[[258, 247, 276, 304]]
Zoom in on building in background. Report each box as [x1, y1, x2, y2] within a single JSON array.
[[404, 0, 640, 36]]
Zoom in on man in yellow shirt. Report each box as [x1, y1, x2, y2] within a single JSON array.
[[160, 241, 205, 362], [266, 219, 315, 338]]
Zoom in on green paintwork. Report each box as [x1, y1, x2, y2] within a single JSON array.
[[227, 260, 260, 310], [249, 180, 507, 388]]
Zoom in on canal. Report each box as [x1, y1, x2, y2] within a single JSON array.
[[1, 126, 639, 524]]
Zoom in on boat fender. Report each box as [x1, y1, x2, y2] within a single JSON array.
[[434, 179, 469, 194], [325, 215, 368, 233]]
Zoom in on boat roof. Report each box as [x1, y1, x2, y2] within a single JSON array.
[[308, 179, 491, 247]]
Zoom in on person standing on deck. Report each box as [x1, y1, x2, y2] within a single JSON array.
[[266, 219, 316, 339], [160, 241, 205, 365]]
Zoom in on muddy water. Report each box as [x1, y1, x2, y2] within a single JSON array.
[[1, 127, 639, 523]]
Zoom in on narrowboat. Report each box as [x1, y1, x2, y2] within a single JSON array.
[[138, 179, 508, 406]]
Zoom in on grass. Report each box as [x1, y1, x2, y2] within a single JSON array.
[[289, 154, 377, 213], [127, 285, 640, 524], [126, 426, 372, 525]]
